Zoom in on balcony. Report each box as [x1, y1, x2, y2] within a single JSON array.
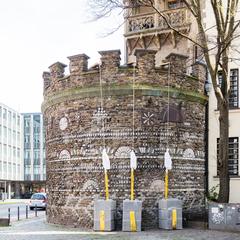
[[125, 8, 190, 36]]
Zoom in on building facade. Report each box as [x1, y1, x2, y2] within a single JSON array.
[[0, 103, 23, 199], [124, 0, 200, 69], [204, 1, 240, 203], [124, 0, 240, 203], [22, 113, 46, 193]]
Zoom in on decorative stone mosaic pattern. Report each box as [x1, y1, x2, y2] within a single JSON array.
[[42, 50, 207, 229]]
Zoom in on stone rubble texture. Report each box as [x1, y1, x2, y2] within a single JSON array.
[[42, 49, 208, 229]]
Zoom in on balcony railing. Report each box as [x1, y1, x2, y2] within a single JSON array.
[[126, 8, 190, 34], [127, 12, 155, 32]]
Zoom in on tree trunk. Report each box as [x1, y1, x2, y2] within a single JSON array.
[[217, 101, 229, 203]]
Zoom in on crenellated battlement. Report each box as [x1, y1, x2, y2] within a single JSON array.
[[42, 49, 207, 101]]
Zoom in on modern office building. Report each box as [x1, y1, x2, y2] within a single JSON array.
[[22, 113, 46, 193], [0, 106, 46, 199], [0, 103, 23, 199]]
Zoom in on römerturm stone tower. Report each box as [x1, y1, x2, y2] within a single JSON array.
[[42, 48, 208, 228]]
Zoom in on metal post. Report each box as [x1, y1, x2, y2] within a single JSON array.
[[8, 208, 10, 223], [17, 206, 20, 221], [35, 205, 37, 217], [104, 169, 109, 200], [26, 205, 28, 219], [130, 169, 134, 201]]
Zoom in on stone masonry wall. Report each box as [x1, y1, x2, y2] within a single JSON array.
[[42, 49, 208, 229]]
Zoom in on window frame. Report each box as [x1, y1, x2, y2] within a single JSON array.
[[217, 137, 239, 176]]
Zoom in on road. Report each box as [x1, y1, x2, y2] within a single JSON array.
[[0, 202, 45, 222], [0, 215, 239, 240]]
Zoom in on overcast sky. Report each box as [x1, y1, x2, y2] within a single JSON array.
[[0, 0, 124, 113]]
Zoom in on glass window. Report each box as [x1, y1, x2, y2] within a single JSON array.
[[12, 130, 16, 146], [229, 69, 239, 108], [218, 69, 239, 108], [34, 150, 40, 164], [13, 163, 16, 180], [17, 116, 20, 127], [3, 144, 7, 159], [24, 117, 31, 134], [25, 166, 31, 174], [3, 127, 7, 143], [13, 113, 16, 124], [24, 135, 31, 148], [3, 162, 7, 178], [17, 132, 20, 145], [34, 134, 40, 148], [3, 109, 7, 120], [167, 0, 184, 9], [8, 146, 11, 161], [17, 148, 20, 159], [8, 162, 11, 178], [13, 147, 16, 159], [34, 165, 40, 174], [8, 111, 12, 127], [217, 137, 239, 176], [33, 115, 41, 134], [8, 128, 11, 145]]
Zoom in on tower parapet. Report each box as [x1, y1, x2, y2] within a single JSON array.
[[49, 62, 67, 80], [42, 49, 206, 98], [68, 54, 90, 75]]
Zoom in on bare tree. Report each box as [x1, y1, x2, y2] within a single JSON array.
[[89, 0, 240, 203]]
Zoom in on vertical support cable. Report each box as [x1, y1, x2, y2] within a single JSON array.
[[132, 64, 136, 149], [167, 62, 171, 148], [164, 62, 171, 200], [99, 64, 105, 148]]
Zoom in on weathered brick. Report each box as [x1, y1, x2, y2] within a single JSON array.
[[42, 50, 207, 229]]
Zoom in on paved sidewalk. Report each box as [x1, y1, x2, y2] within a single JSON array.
[[0, 199, 30, 205], [0, 216, 239, 240]]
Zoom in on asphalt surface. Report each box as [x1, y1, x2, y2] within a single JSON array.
[[0, 215, 239, 240], [0, 202, 45, 221]]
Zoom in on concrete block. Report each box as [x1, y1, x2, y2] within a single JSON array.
[[158, 198, 183, 230], [209, 203, 240, 232], [159, 217, 183, 230], [93, 199, 116, 231], [0, 218, 10, 227], [159, 208, 182, 220], [122, 220, 141, 232], [159, 198, 182, 209], [159, 219, 182, 230], [122, 199, 142, 232], [94, 220, 115, 231]]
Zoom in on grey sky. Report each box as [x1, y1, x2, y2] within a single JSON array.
[[0, 0, 123, 112]]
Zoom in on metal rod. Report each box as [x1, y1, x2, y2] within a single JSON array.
[[165, 170, 169, 199], [35, 205, 37, 217], [131, 169, 134, 201], [26, 205, 28, 219], [17, 206, 20, 221], [8, 208, 10, 222], [104, 169, 109, 200]]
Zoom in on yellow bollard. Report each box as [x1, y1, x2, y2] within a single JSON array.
[[130, 211, 137, 232], [130, 169, 134, 201], [104, 169, 109, 201], [164, 170, 169, 199], [172, 208, 177, 230], [99, 210, 105, 231]]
